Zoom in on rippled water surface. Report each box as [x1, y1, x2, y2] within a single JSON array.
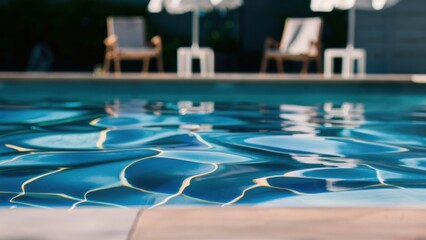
[[0, 99, 425, 208]]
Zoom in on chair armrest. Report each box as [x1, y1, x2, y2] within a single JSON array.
[[150, 35, 162, 52], [310, 40, 322, 55], [311, 40, 322, 48], [264, 38, 279, 51], [104, 35, 118, 48]]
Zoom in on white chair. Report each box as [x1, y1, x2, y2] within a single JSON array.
[[104, 17, 164, 73], [261, 17, 323, 74]]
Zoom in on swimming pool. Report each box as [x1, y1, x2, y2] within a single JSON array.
[[0, 79, 425, 208]]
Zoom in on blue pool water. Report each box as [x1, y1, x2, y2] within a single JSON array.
[[0, 81, 426, 208]]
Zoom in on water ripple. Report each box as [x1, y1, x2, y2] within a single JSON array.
[[0, 100, 425, 208]]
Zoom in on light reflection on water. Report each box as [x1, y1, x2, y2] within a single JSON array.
[[0, 99, 425, 209]]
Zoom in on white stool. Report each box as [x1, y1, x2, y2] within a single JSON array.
[[177, 47, 215, 77], [324, 48, 366, 78]]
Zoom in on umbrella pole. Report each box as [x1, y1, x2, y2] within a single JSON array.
[[347, 6, 356, 50], [192, 9, 200, 49]]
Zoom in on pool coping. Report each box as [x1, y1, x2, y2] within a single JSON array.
[[1, 207, 425, 240], [131, 207, 426, 240], [0, 72, 425, 84]]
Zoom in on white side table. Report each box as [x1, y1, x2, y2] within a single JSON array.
[[177, 47, 215, 77], [324, 48, 366, 78]]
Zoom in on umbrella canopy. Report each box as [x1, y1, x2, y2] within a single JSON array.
[[311, 0, 400, 49], [311, 0, 400, 11], [149, 0, 214, 14], [148, 0, 243, 48], [211, 0, 243, 10], [149, 0, 243, 13]]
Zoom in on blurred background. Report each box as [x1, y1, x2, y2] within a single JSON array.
[[0, 0, 424, 73]]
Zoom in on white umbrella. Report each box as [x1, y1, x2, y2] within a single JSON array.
[[311, 0, 400, 49], [148, 0, 243, 49]]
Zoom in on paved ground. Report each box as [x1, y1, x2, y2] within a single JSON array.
[[1, 207, 425, 240], [132, 207, 426, 240], [0, 208, 141, 240]]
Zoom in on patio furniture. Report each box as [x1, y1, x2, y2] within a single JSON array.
[[177, 47, 215, 76], [260, 17, 323, 74], [148, 0, 242, 76], [103, 17, 163, 73], [311, 0, 400, 78], [324, 48, 366, 78]]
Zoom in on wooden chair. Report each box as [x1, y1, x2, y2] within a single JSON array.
[[104, 17, 164, 73], [260, 17, 323, 74]]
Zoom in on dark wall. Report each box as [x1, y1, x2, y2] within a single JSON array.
[[356, 0, 426, 73], [0, 0, 148, 71], [148, 0, 347, 72], [0, 0, 348, 73]]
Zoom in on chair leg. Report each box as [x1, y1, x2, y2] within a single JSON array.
[[301, 59, 309, 74], [260, 55, 269, 73], [113, 56, 121, 73], [103, 55, 111, 73], [324, 52, 333, 77], [142, 58, 151, 73], [157, 55, 164, 73], [208, 50, 215, 75], [276, 58, 284, 73]]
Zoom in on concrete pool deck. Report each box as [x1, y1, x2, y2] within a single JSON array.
[[1, 207, 425, 240], [0, 72, 426, 83]]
